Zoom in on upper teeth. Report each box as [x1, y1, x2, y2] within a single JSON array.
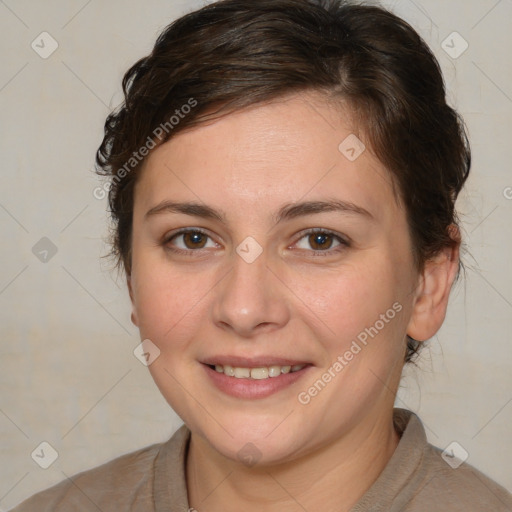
[[214, 364, 306, 380]]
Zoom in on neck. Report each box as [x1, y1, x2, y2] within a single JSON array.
[[186, 409, 401, 512]]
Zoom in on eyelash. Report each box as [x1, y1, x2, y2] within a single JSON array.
[[293, 228, 350, 253], [163, 227, 350, 256]]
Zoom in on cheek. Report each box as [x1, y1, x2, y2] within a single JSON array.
[[131, 254, 207, 349], [302, 259, 401, 339], [302, 264, 409, 392]]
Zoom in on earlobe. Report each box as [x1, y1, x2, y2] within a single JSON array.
[[406, 230, 460, 342]]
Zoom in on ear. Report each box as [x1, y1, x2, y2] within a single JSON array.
[[406, 226, 460, 342], [127, 274, 139, 327]]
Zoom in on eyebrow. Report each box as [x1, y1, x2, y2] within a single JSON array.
[[274, 199, 374, 223], [145, 198, 374, 224], [145, 201, 226, 222]]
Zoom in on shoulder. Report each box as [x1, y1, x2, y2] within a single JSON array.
[[8, 441, 164, 512], [359, 409, 512, 512], [410, 442, 512, 511]]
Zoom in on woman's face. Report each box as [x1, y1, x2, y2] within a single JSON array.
[[128, 92, 422, 464]]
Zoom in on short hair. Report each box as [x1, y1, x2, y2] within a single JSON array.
[[96, 0, 471, 362]]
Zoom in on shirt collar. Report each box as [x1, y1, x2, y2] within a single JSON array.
[[153, 408, 426, 512]]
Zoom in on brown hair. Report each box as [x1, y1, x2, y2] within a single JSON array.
[[96, 0, 470, 362]]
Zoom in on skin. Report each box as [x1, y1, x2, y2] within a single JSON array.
[[127, 92, 460, 512]]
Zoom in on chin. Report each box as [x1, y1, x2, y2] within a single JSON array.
[[190, 412, 311, 467]]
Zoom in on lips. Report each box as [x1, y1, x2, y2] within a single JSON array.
[[210, 363, 307, 380], [201, 364, 313, 400], [201, 356, 311, 380], [201, 356, 313, 399], [201, 355, 310, 368]]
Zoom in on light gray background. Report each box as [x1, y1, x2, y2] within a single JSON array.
[[1, 0, 511, 509]]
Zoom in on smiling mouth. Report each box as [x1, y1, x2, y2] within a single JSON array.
[[206, 363, 308, 380]]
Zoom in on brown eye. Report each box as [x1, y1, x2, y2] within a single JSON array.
[[293, 229, 348, 253], [166, 229, 217, 252], [308, 232, 334, 250], [182, 231, 208, 249]]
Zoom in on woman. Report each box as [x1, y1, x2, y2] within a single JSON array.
[[10, 0, 512, 510]]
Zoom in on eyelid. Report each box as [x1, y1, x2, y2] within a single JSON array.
[[163, 227, 220, 252], [163, 226, 212, 242], [163, 227, 349, 254], [290, 228, 350, 252]]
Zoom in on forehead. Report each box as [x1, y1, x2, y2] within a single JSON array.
[[135, 92, 400, 225]]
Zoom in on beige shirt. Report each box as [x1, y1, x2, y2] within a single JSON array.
[[9, 408, 512, 511]]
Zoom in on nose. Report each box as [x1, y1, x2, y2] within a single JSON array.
[[212, 249, 291, 338]]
